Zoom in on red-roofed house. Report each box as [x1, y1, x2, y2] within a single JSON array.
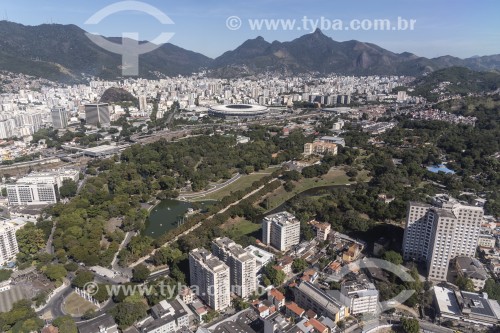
[[268, 288, 286, 309], [285, 301, 305, 319]]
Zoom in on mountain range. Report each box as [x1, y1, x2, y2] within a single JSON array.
[[1, 20, 500, 82]]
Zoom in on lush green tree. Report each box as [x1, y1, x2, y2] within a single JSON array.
[[151, 247, 183, 266], [59, 179, 78, 198], [72, 270, 94, 289], [202, 310, 219, 323], [456, 276, 475, 292], [52, 315, 77, 333], [93, 284, 111, 303], [32, 291, 48, 307], [0, 300, 43, 332], [401, 317, 419, 333], [483, 279, 500, 301], [263, 264, 286, 286], [0, 269, 12, 282], [383, 250, 403, 266], [132, 264, 150, 283], [110, 301, 148, 329], [16, 223, 46, 258], [43, 264, 67, 282], [292, 258, 308, 273]]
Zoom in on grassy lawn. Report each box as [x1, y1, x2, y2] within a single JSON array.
[[262, 168, 370, 212], [63, 292, 98, 316], [191, 166, 279, 201], [221, 217, 261, 240]]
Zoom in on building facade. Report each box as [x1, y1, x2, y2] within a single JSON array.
[[189, 248, 230, 311], [212, 237, 257, 299], [0, 222, 19, 266], [262, 211, 301, 252], [293, 281, 347, 322], [402, 195, 484, 281], [85, 103, 110, 126], [51, 107, 69, 129], [6, 170, 79, 206], [303, 141, 338, 156], [340, 277, 379, 315]]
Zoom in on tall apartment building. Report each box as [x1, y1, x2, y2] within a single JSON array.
[[51, 107, 70, 129], [0, 221, 19, 266], [262, 211, 301, 252], [85, 103, 110, 126], [402, 195, 484, 281], [212, 237, 257, 299], [189, 248, 230, 311], [0, 119, 16, 139]]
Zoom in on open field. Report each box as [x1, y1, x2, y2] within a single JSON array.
[[262, 168, 370, 212], [220, 217, 261, 240], [63, 292, 98, 316], [190, 166, 279, 201]]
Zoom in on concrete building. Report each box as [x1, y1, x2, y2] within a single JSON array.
[[340, 276, 379, 315], [478, 234, 496, 248], [402, 195, 484, 281], [245, 245, 274, 273], [262, 211, 301, 252], [0, 119, 16, 139], [189, 248, 230, 311], [139, 299, 191, 333], [319, 136, 346, 147], [303, 141, 338, 156], [0, 221, 19, 266], [309, 220, 331, 241], [51, 107, 69, 129], [293, 281, 347, 323], [85, 103, 110, 126], [212, 237, 257, 299], [433, 286, 500, 326], [7, 183, 57, 206], [455, 256, 489, 291], [6, 170, 79, 206]]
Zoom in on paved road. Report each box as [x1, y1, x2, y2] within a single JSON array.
[[178, 173, 241, 200], [45, 221, 57, 255], [36, 280, 73, 318], [111, 231, 135, 278]]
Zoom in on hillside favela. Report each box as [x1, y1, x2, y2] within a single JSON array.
[[0, 1, 499, 333]]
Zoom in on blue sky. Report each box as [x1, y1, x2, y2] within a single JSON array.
[[2, 0, 499, 59]]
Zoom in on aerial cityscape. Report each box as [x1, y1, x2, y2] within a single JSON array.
[[0, 1, 499, 333]]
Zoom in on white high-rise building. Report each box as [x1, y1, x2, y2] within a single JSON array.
[[0, 221, 19, 265], [6, 170, 79, 206], [189, 248, 230, 311], [402, 195, 484, 281], [262, 211, 301, 251], [139, 95, 148, 111], [0, 119, 16, 139], [212, 237, 257, 299]]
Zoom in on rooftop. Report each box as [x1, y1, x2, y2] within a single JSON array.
[[263, 211, 300, 227]]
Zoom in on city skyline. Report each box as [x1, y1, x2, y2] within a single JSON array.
[[1, 0, 499, 59]]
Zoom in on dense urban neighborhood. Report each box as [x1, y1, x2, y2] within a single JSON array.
[[0, 3, 500, 333]]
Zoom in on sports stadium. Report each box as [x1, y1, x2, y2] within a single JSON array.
[[208, 104, 269, 118]]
